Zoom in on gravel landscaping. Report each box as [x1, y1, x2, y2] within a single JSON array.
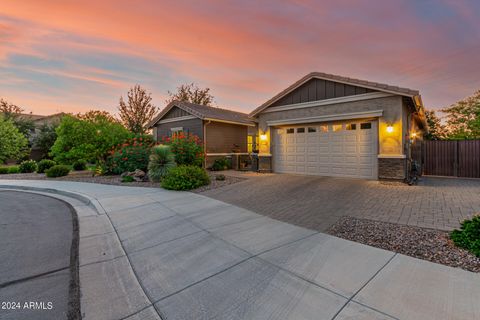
[[328, 216, 480, 273], [0, 171, 245, 192]]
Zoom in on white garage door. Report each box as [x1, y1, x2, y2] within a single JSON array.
[[273, 120, 378, 179]]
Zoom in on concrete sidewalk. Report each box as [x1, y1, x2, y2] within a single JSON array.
[[1, 180, 479, 320]]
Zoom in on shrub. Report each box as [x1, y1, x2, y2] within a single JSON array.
[[148, 145, 176, 182], [72, 159, 87, 171], [108, 135, 156, 174], [0, 167, 9, 174], [215, 174, 226, 181], [0, 115, 29, 163], [50, 113, 130, 164], [210, 157, 231, 171], [161, 165, 210, 190], [121, 175, 135, 183], [45, 165, 70, 178], [451, 215, 480, 257], [7, 166, 20, 174], [37, 159, 56, 173], [19, 160, 37, 173], [162, 132, 204, 167]]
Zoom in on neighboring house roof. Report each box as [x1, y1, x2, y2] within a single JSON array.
[[250, 72, 424, 117], [14, 112, 66, 125], [149, 100, 256, 127]]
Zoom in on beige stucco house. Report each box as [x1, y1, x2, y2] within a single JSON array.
[[150, 72, 427, 180], [250, 72, 427, 180]]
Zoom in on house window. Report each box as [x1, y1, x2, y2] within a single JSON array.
[[320, 125, 328, 132], [308, 127, 317, 133], [360, 122, 372, 130], [297, 128, 305, 133], [286, 128, 294, 134], [333, 124, 343, 132], [247, 135, 259, 153], [346, 123, 357, 130], [170, 127, 183, 133]]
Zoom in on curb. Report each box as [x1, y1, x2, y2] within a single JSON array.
[[0, 185, 106, 214]]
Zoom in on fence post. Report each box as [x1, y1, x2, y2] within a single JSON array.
[[453, 140, 458, 177]]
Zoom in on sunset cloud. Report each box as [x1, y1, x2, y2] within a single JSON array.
[[0, 0, 479, 115]]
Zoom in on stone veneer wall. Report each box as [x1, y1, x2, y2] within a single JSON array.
[[378, 158, 406, 180], [258, 156, 272, 173]]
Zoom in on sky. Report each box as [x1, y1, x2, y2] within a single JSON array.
[[1, 0, 479, 116]]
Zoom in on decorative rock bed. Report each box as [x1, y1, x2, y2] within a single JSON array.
[[0, 170, 246, 191], [327, 216, 480, 272]]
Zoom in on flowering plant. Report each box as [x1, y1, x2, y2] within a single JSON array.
[[162, 132, 204, 167], [107, 134, 155, 174]]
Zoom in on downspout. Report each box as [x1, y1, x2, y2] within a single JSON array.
[[203, 120, 211, 168]]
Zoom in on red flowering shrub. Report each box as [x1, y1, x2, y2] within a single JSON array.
[[162, 132, 204, 167], [107, 135, 155, 174]]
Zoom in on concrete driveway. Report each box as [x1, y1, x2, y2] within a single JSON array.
[[0, 180, 479, 320], [202, 173, 480, 231], [0, 191, 78, 320]]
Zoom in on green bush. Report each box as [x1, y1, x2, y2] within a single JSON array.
[[161, 165, 210, 190], [451, 215, 480, 257], [148, 145, 176, 182], [210, 157, 231, 171], [37, 159, 56, 173], [50, 113, 130, 164], [215, 174, 226, 181], [0, 167, 9, 174], [162, 132, 204, 167], [0, 115, 29, 163], [19, 160, 37, 173], [108, 135, 156, 174], [72, 159, 87, 171], [7, 166, 20, 174], [121, 175, 134, 183], [45, 165, 70, 178]]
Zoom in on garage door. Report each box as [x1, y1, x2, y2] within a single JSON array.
[[273, 120, 378, 179]]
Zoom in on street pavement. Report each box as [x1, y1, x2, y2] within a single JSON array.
[[0, 180, 479, 320], [0, 191, 76, 320]]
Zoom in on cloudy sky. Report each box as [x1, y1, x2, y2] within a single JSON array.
[[1, 0, 479, 115]]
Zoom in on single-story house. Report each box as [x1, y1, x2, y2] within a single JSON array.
[[150, 72, 427, 180], [250, 72, 427, 180], [148, 100, 257, 168]]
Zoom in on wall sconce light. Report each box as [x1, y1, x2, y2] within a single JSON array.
[[411, 132, 417, 139], [386, 124, 394, 133], [260, 134, 267, 141]]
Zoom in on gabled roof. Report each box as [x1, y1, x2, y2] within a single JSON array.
[[149, 100, 255, 127], [250, 72, 423, 117]]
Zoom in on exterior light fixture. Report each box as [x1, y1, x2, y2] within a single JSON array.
[[386, 124, 394, 133], [260, 134, 267, 141], [411, 132, 417, 138]]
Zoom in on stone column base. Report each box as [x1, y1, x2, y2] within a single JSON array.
[[258, 155, 272, 173], [378, 157, 406, 180]]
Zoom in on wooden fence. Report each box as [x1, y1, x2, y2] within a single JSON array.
[[423, 140, 480, 178]]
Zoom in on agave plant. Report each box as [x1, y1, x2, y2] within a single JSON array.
[[148, 145, 176, 182]]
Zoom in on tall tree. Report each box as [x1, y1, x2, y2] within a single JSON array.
[[0, 98, 35, 138], [166, 83, 214, 106], [118, 85, 157, 134], [424, 109, 445, 140], [33, 123, 58, 159], [442, 90, 480, 139]]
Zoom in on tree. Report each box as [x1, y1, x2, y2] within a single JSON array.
[[166, 83, 214, 106], [0, 115, 29, 163], [118, 85, 157, 134], [0, 98, 35, 138], [424, 110, 445, 140], [77, 110, 118, 123], [33, 123, 58, 159], [442, 90, 480, 139], [50, 111, 130, 164]]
